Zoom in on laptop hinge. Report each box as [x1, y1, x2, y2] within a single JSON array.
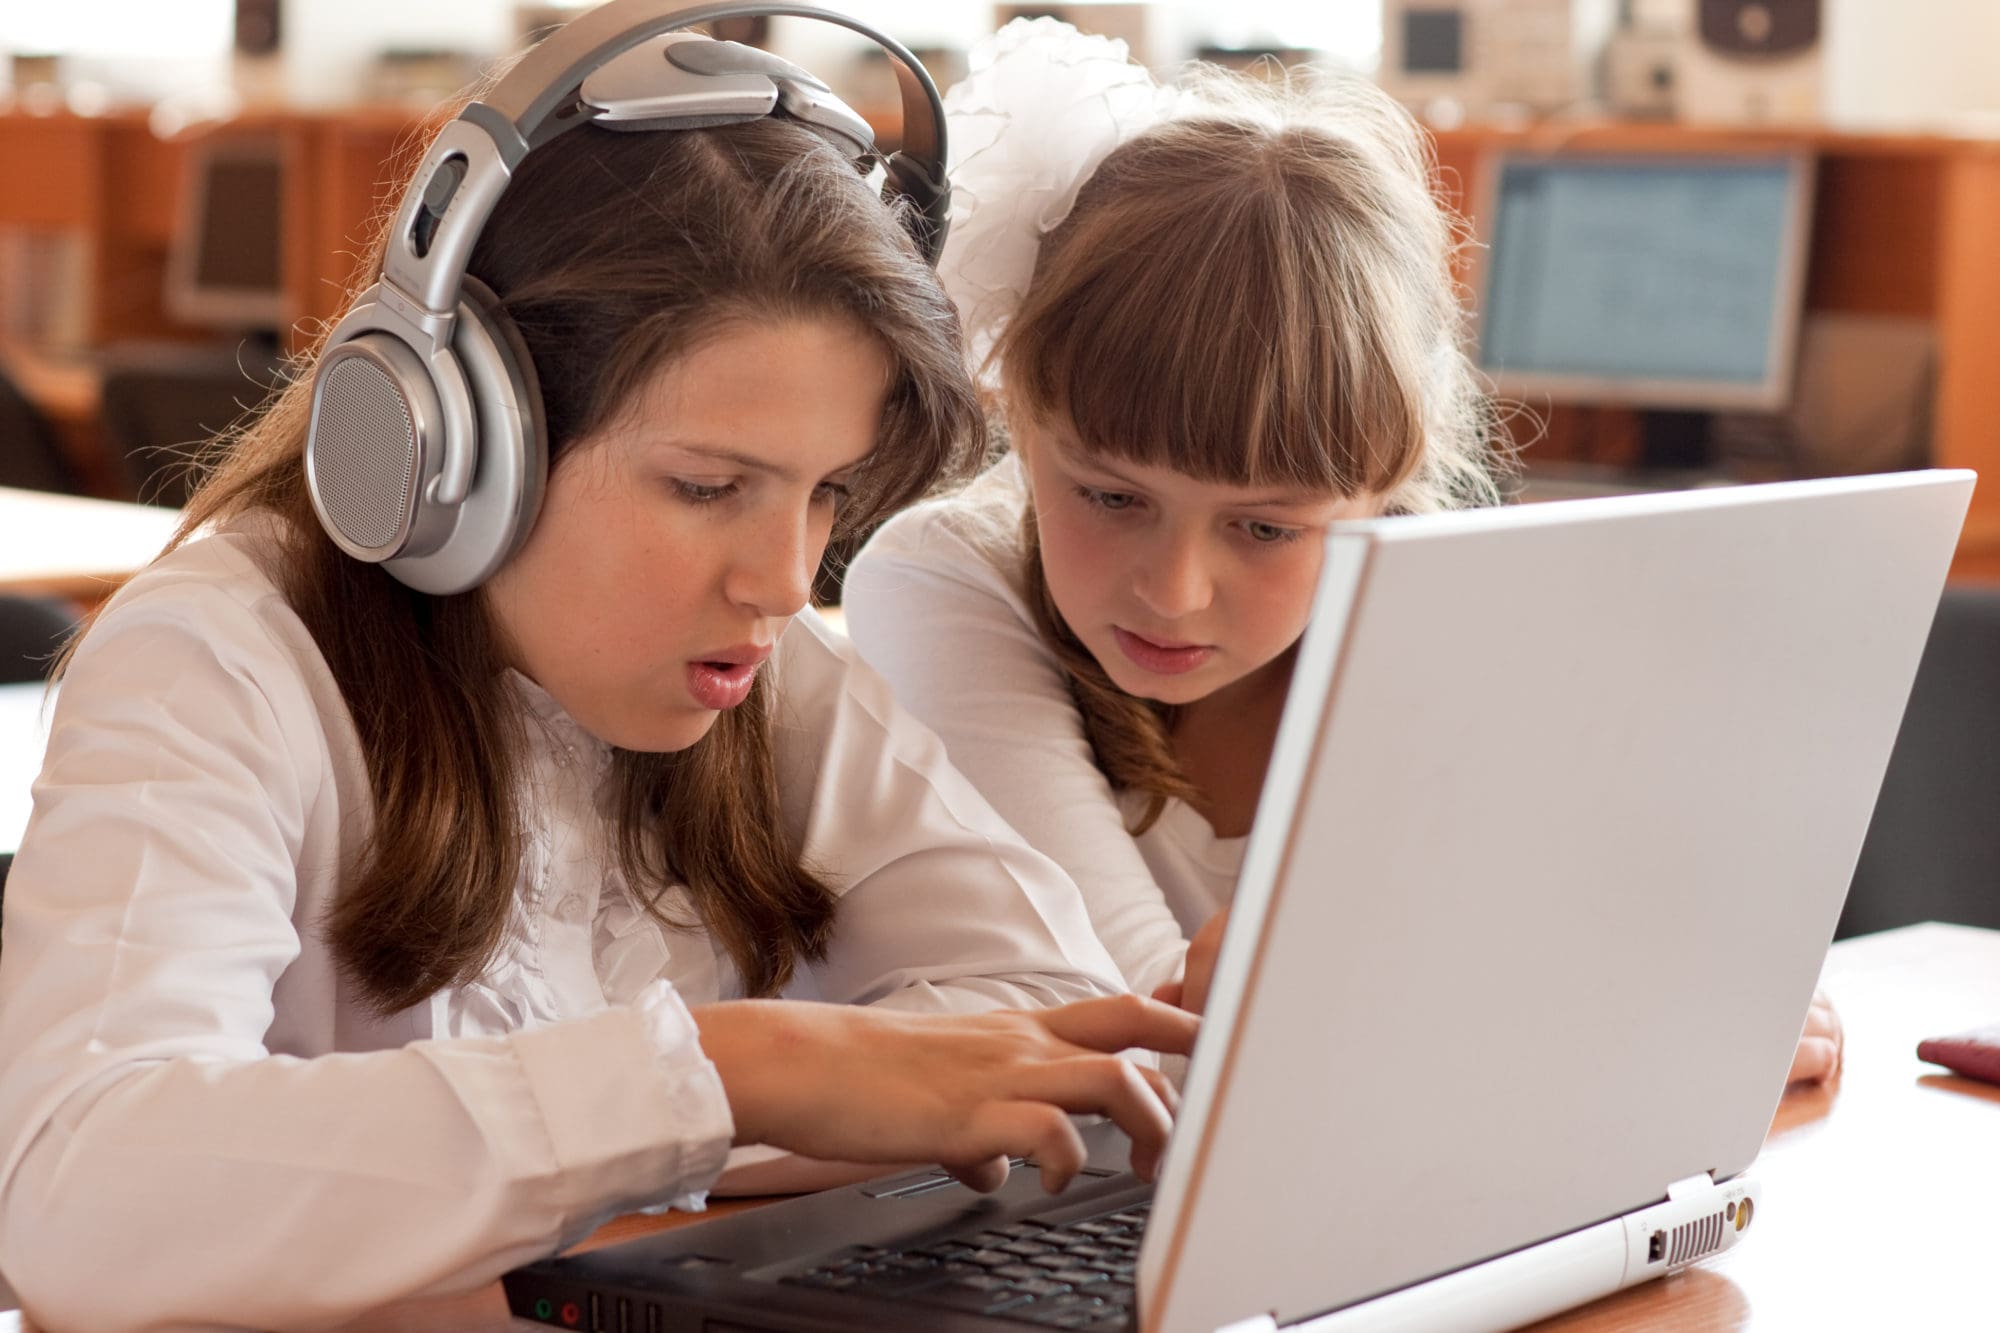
[[1215, 1316, 1280, 1333], [1666, 1171, 1718, 1203]]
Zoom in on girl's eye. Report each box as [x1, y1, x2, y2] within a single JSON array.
[[1244, 520, 1303, 545], [672, 479, 737, 504], [1077, 485, 1137, 512], [813, 480, 851, 507]]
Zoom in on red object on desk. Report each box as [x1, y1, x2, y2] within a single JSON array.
[[1916, 1023, 2000, 1085]]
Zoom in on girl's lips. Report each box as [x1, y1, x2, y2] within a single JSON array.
[[685, 660, 760, 710], [1113, 627, 1215, 676]]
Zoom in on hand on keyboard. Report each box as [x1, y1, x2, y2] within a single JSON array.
[[693, 993, 1198, 1193]]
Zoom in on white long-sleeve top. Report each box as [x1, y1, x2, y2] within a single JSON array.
[[0, 518, 1126, 1333], [843, 456, 1246, 1002]]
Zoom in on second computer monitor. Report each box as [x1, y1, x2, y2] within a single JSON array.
[[164, 134, 287, 335], [1473, 151, 1814, 412]]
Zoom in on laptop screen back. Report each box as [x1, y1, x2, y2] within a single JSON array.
[[1142, 473, 1970, 1333]]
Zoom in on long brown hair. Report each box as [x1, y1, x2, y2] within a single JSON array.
[[999, 66, 1506, 832], [116, 115, 981, 1013]]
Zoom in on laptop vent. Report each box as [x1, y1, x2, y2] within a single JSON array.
[[1667, 1210, 1728, 1265]]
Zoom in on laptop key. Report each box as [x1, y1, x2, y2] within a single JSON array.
[[852, 1271, 953, 1298], [996, 1263, 1047, 1281], [914, 1282, 1034, 1315], [966, 1249, 1017, 1267], [952, 1274, 1013, 1292], [923, 1244, 979, 1263], [1048, 1269, 1107, 1288]]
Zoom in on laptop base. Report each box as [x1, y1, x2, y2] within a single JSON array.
[[1225, 1171, 1756, 1333], [504, 1136, 1753, 1333]]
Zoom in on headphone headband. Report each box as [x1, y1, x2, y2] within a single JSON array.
[[380, 2, 948, 351], [488, 2, 944, 164]]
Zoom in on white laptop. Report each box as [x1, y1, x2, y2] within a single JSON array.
[[505, 469, 1973, 1333]]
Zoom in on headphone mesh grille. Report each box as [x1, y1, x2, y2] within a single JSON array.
[[316, 358, 420, 551]]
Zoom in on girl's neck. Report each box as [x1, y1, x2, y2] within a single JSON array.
[[1168, 648, 1297, 840]]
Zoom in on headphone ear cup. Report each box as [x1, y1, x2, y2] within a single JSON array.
[[306, 326, 448, 563], [378, 278, 549, 595]]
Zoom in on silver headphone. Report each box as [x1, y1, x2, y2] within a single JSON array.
[[303, 1, 951, 595]]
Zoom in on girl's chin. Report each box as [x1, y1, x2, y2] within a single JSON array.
[[1102, 659, 1225, 706], [588, 707, 721, 756]]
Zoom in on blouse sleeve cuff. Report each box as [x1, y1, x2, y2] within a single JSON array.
[[507, 981, 735, 1236], [630, 980, 736, 1213]]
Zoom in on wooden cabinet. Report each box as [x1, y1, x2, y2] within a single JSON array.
[[0, 106, 435, 357], [3, 110, 1997, 573]]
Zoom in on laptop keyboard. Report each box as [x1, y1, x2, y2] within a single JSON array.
[[779, 1201, 1150, 1329]]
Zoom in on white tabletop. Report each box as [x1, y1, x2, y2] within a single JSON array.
[[0, 487, 180, 601], [0, 681, 52, 857]]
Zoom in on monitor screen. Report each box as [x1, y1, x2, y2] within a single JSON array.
[[166, 136, 287, 333], [1474, 153, 1814, 411], [1402, 9, 1465, 75]]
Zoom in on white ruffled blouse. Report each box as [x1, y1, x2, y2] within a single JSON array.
[[433, 673, 715, 1041], [0, 518, 1125, 1331]]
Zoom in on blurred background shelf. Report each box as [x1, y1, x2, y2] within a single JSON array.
[[2, 3, 1998, 577]]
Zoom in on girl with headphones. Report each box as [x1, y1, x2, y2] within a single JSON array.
[[843, 21, 1842, 1080], [0, 9, 1189, 1328]]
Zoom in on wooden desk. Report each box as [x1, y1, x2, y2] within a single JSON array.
[[278, 922, 1999, 1332], [0, 485, 179, 602], [0, 922, 1979, 1331], [0, 928, 1976, 1320]]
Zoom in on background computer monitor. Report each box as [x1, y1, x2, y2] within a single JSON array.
[[1472, 151, 1815, 412], [165, 134, 287, 334]]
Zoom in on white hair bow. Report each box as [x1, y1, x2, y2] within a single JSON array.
[[938, 18, 1186, 382]]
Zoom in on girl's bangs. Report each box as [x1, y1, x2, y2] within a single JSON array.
[[1001, 178, 1426, 501]]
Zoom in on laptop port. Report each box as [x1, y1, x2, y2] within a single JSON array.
[[1647, 1230, 1666, 1263]]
